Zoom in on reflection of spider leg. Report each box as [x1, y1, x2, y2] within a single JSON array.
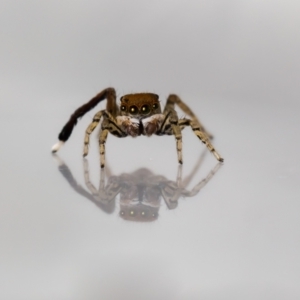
[[83, 159, 121, 204], [182, 162, 222, 197], [176, 164, 183, 188], [53, 156, 116, 213], [178, 118, 224, 162], [161, 180, 180, 210], [52, 154, 101, 203], [83, 159, 99, 196], [159, 163, 184, 209], [99, 167, 106, 192], [181, 150, 206, 187], [161, 160, 222, 209], [164, 94, 213, 139]]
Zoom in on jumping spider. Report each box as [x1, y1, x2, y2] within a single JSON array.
[[52, 87, 224, 167]]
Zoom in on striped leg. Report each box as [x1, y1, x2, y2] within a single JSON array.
[[165, 94, 213, 139], [52, 87, 117, 153], [99, 129, 108, 168], [158, 110, 183, 164], [179, 118, 224, 162], [171, 123, 183, 164], [83, 110, 104, 157]]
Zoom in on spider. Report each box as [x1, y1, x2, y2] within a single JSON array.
[[52, 87, 224, 167]]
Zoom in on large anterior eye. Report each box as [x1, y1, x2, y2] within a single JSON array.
[[141, 104, 150, 114], [129, 105, 138, 115]]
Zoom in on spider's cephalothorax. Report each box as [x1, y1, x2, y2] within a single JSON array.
[[52, 87, 224, 167], [118, 93, 163, 137], [120, 93, 162, 117]]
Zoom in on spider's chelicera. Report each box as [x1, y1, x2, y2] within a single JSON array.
[[52, 87, 224, 167]]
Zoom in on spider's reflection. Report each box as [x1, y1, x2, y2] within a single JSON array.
[[53, 154, 222, 222]]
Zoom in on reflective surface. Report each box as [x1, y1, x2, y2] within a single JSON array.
[[1, 1, 300, 299], [54, 154, 222, 222]]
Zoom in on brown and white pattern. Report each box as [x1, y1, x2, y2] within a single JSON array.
[[52, 87, 224, 167]]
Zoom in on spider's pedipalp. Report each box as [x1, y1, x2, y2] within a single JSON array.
[[142, 114, 165, 136], [116, 116, 140, 137]]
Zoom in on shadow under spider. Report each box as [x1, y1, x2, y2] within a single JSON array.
[[53, 153, 222, 222]]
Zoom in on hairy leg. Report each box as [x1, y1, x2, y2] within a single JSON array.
[[179, 118, 224, 162], [84, 110, 129, 167], [164, 94, 213, 139], [83, 110, 104, 157], [99, 129, 108, 168], [52, 87, 117, 152], [157, 109, 183, 164]]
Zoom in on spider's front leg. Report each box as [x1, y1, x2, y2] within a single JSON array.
[[52, 87, 117, 153]]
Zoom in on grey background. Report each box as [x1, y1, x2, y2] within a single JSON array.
[[1, 1, 299, 299]]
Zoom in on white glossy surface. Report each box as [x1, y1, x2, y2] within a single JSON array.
[[1, 1, 299, 299]]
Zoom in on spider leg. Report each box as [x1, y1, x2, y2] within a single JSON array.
[[164, 94, 213, 139], [171, 122, 183, 164], [179, 118, 224, 162], [157, 110, 183, 164], [83, 110, 104, 157], [97, 112, 129, 168], [52, 87, 117, 152], [83, 109, 129, 167], [99, 129, 108, 168]]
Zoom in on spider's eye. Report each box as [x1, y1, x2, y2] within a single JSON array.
[[121, 105, 126, 111], [141, 104, 150, 114], [129, 105, 138, 115], [153, 103, 158, 109]]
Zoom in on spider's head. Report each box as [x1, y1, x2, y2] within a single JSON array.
[[120, 93, 161, 118]]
